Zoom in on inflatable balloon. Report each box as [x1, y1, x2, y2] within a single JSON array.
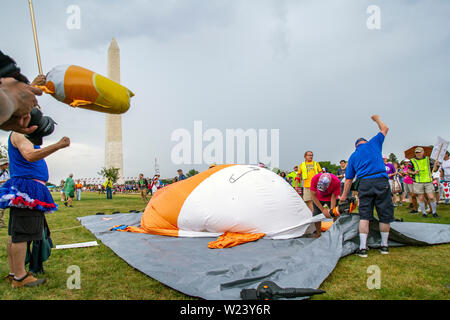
[[113, 164, 323, 248], [38, 65, 134, 114]]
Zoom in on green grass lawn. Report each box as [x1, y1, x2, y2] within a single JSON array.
[[0, 192, 449, 300]]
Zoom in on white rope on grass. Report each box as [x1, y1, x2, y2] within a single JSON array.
[[49, 209, 144, 232], [51, 225, 83, 232], [50, 216, 120, 232]]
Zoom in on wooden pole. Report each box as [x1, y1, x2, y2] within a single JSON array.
[[27, 0, 43, 75]]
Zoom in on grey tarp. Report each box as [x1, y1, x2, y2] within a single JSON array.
[[78, 213, 450, 300]]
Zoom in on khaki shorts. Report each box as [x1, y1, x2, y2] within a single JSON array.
[[404, 183, 414, 194], [413, 182, 434, 195], [303, 187, 312, 202]]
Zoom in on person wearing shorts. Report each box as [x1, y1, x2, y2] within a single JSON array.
[[341, 115, 394, 258], [403, 176, 414, 195], [0, 131, 69, 288], [138, 173, 149, 203], [59, 179, 66, 202], [401, 159, 418, 213], [296, 151, 321, 212], [310, 172, 340, 238], [64, 173, 75, 207], [408, 147, 439, 218]]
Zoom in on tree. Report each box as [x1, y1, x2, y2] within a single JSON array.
[[186, 169, 199, 177], [161, 179, 174, 185], [388, 153, 398, 164], [98, 167, 120, 184], [318, 161, 339, 175]]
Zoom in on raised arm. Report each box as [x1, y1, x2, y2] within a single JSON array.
[[371, 114, 389, 136]]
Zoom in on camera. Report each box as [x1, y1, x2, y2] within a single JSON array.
[[0, 51, 29, 84], [25, 107, 56, 145], [0, 50, 56, 145]]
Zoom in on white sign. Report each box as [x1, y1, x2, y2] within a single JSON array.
[[430, 136, 449, 163], [442, 182, 450, 200]]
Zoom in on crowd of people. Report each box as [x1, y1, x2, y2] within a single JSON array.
[[54, 169, 190, 205], [274, 115, 449, 258], [277, 149, 450, 219], [278, 147, 450, 208], [55, 145, 450, 215]]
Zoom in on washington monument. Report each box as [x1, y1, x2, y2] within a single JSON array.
[[105, 38, 124, 184]]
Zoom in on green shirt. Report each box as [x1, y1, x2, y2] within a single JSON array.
[[286, 171, 298, 187], [138, 179, 147, 189], [65, 177, 75, 193]]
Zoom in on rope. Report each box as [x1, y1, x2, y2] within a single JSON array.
[[51, 225, 83, 232], [50, 215, 131, 232], [49, 209, 144, 232]]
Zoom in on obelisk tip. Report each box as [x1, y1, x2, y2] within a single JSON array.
[[108, 37, 119, 51]]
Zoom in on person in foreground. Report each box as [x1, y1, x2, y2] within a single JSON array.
[[0, 131, 70, 288], [341, 115, 394, 258]]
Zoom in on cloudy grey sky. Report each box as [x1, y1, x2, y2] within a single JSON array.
[[1, 0, 449, 183]]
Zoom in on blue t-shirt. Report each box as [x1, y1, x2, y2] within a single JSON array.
[[345, 132, 388, 180]]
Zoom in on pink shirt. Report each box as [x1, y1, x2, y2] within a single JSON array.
[[310, 173, 341, 201], [403, 167, 413, 184]]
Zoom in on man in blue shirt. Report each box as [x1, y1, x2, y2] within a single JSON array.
[[177, 169, 187, 181], [341, 115, 394, 257]]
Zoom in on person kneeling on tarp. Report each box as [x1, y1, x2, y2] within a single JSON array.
[[341, 115, 394, 258]]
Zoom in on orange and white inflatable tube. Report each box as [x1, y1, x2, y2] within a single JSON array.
[[39, 65, 134, 114]]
